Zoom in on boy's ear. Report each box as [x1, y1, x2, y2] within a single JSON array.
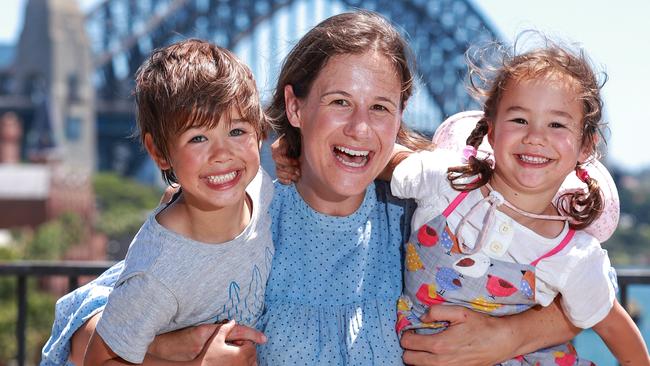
[[144, 133, 171, 170], [284, 84, 302, 129]]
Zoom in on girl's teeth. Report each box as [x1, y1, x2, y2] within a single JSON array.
[[519, 154, 549, 164], [207, 171, 237, 184]]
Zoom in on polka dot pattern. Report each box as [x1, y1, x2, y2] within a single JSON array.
[[257, 181, 413, 365]]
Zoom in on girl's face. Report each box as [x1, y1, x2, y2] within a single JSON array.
[[147, 108, 260, 213], [284, 51, 403, 215], [488, 76, 590, 202]]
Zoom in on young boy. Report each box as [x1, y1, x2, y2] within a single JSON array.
[[81, 39, 274, 365]]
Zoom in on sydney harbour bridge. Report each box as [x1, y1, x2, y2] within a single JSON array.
[[0, 0, 500, 182]]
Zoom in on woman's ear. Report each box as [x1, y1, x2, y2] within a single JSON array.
[[144, 133, 171, 170], [284, 84, 302, 128]]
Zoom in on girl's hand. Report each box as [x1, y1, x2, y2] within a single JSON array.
[[148, 321, 266, 362], [199, 320, 258, 366], [271, 136, 300, 184]]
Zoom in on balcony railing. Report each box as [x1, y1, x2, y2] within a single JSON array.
[[1, 261, 650, 366]]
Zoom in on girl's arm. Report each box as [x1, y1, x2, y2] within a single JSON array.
[[401, 297, 580, 366], [592, 299, 650, 365]]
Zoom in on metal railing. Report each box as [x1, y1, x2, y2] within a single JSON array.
[[1, 261, 649, 366], [0, 261, 115, 366]]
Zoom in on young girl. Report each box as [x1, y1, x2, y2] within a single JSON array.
[[391, 37, 649, 365]]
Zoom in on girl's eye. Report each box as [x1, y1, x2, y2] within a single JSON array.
[[229, 128, 246, 137], [189, 135, 207, 143], [511, 118, 527, 124]]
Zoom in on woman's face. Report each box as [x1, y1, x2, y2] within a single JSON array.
[[285, 51, 403, 215]]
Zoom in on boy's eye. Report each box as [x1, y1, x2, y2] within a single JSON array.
[[511, 118, 527, 124], [189, 135, 207, 143], [229, 128, 246, 137], [549, 122, 565, 129]]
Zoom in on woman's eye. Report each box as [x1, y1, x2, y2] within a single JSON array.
[[371, 104, 389, 112], [332, 99, 349, 106], [189, 135, 207, 143]]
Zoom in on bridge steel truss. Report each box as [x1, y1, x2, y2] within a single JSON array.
[[85, 0, 501, 121]]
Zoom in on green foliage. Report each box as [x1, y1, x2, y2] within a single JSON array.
[[93, 172, 161, 238], [605, 168, 650, 265], [24, 213, 84, 260]]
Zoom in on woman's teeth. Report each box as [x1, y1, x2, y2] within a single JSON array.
[[334, 146, 369, 167], [518, 154, 549, 164], [207, 171, 237, 184]]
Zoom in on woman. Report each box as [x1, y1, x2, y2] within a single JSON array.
[[45, 11, 581, 366]]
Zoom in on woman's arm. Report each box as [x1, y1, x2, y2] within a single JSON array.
[[592, 299, 650, 365], [400, 297, 579, 366], [70, 313, 266, 365]]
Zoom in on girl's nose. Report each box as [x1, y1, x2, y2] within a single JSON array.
[[523, 124, 546, 145]]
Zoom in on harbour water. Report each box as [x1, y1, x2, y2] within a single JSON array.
[[574, 284, 650, 365]]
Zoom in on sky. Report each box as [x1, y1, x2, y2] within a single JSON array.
[[1, 0, 649, 172]]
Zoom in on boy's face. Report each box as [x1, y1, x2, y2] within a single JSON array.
[[153, 107, 260, 212]]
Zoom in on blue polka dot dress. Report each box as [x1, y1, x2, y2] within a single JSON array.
[[257, 181, 413, 365]]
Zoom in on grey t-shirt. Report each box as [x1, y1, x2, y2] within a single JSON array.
[[96, 168, 274, 363]]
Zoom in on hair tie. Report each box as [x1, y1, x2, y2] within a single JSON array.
[[462, 145, 477, 163], [576, 167, 590, 183]]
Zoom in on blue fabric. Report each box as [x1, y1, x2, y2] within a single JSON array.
[[40, 262, 123, 366], [257, 181, 413, 365], [41, 180, 414, 365]]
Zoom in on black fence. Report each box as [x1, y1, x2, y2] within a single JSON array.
[[1, 261, 650, 366]]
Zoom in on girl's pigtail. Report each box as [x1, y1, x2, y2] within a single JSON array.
[[447, 117, 493, 191], [558, 166, 604, 229]]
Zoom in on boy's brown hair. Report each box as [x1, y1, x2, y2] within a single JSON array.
[[134, 38, 267, 185]]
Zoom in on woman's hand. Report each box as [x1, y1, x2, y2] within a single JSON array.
[[197, 320, 259, 366], [271, 136, 300, 184], [148, 321, 266, 362], [401, 305, 511, 366], [401, 300, 578, 366]]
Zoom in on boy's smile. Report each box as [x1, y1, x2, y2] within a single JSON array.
[[146, 107, 260, 242]]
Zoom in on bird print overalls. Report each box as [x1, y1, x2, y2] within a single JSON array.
[[397, 189, 595, 366]]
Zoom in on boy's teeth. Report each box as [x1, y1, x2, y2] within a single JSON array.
[[207, 171, 237, 184], [519, 154, 549, 164], [335, 146, 369, 156]]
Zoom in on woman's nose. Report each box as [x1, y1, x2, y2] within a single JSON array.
[[343, 108, 370, 138]]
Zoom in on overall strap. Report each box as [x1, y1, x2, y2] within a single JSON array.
[[442, 190, 471, 218], [530, 229, 576, 267]]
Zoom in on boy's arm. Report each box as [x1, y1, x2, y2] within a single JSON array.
[[592, 299, 650, 365], [401, 297, 579, 366]]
